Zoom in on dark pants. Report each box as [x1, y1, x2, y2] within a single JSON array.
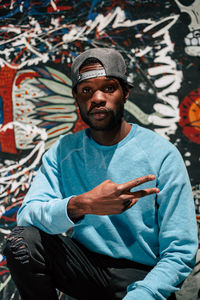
[[3, 226, 176, 300]]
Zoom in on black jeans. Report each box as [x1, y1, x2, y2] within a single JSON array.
[[3, 226, 176, 300]]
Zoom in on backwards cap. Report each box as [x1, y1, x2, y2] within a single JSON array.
[[71, 47, 133, 89]]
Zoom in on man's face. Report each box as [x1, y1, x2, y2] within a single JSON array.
[[73, 63, 129, 131]]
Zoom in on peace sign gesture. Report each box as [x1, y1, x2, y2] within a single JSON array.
[[68, 175, 159, 221]]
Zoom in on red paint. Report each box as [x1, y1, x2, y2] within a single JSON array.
[[72, 106, 88, 133], [179, 88, 200, 144], [48, 125, 70, 135], [47, 0, 72, 13], [12, 46, 28, 64], [15, 72, 40, 86], [0, 66, 17, 154], [0, 270, 10, 275], [1, 216, 17, 222]]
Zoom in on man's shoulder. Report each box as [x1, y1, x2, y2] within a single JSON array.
[[134, 124, 180, 163], [135, 125, 175, 150], [133, 125, 184, 173], [45, 129, 87, 156]]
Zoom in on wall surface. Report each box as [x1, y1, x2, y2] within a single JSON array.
[[0, 1, 200, 299]]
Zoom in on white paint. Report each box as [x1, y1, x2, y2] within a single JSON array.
[[175, 0, 200, 31], [10, 0, 15, 10], [50, 0, 58, 11], [0, 205, 5, 217], [185, 152, 191, 157], [133, 18, 181, 138], [0, 141, 45, 200], [185, 160, 191, 166], [125, 101, 150, 125], [0, 7, 153, 69], [143, 15, 179, 38]]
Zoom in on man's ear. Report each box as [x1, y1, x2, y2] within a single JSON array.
[[124, 90, 130, 103], [72, 90, 77, 100]]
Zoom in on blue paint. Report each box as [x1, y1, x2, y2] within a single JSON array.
[[0, 96, 3, 125], [0, 222, 17, 228], [0, 0, 31, 19], [88, 0, 102, 21], [70, 51, 80, 58], [0, 0, 54, 20], [3, 207, 19, 216]]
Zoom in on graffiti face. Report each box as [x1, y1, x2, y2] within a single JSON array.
[[175, 0, 200, 56]]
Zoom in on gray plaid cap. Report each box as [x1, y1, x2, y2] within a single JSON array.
[[71, 47, 133, 89]]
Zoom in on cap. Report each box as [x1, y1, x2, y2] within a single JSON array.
[[71, 47, 133, 89]]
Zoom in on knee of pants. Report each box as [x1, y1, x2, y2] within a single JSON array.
[[3, 226, 41, 266]]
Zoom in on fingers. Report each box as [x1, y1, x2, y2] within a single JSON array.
[[123, 187, 159, 211], [131, 187, 159, 198], [121, 187, 159, 201], [118, 175, 156, 192], [121, 187, 159, 210], [124, 198, 138, 210]]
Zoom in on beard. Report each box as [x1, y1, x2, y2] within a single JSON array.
[[78, 102, 125, 131]]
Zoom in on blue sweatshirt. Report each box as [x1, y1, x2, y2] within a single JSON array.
[[17, 124, 198, 300]]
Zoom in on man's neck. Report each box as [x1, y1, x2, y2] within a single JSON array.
[[90, 120, 132, 146]]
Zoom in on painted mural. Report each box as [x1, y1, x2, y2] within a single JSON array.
[[0, 1, 200, 299]]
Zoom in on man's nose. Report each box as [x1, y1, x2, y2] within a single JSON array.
[[91, 90, 106, 104]]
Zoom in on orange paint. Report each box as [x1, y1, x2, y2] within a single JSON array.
[[179, 88, 200, 144], [49, 126, 69, 135]]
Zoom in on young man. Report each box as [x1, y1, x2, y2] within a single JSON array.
[[4, 48, 198, 300]]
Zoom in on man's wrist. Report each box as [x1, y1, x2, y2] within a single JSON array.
[[67, 195, 86, 222]]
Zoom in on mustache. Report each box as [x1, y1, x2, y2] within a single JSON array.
[[88, 106, 112, 114]]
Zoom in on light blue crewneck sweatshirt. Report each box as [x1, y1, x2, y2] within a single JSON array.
[[17, 124, 198, 300]]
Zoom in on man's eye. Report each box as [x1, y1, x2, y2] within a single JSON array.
[[105, 85, 115, 92], [82, 87, 91, 94]]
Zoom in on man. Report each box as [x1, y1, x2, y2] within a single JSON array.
[[4, 48, 198, 300]]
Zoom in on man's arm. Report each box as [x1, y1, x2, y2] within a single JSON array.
[[17, 140, 75, 234], [122, 146, 198, 300]]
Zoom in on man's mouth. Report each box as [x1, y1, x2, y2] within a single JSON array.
[[88, 108, 110, 120]]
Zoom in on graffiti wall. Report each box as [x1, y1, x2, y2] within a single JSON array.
[[0, 0, 200, 299]]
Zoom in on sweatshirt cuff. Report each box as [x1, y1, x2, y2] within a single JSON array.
[[46, 196, 76, 234], [123, 287, 155, 300], [64, 195, 77, 225]]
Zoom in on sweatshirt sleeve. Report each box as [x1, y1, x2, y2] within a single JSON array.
[[123, 145, 198, 300], [17, 139, 75, 234]]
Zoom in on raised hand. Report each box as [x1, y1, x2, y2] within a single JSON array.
[[68, 175, 159, 221]]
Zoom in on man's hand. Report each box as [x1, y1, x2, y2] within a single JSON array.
[[68, 175, 159, 222]]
